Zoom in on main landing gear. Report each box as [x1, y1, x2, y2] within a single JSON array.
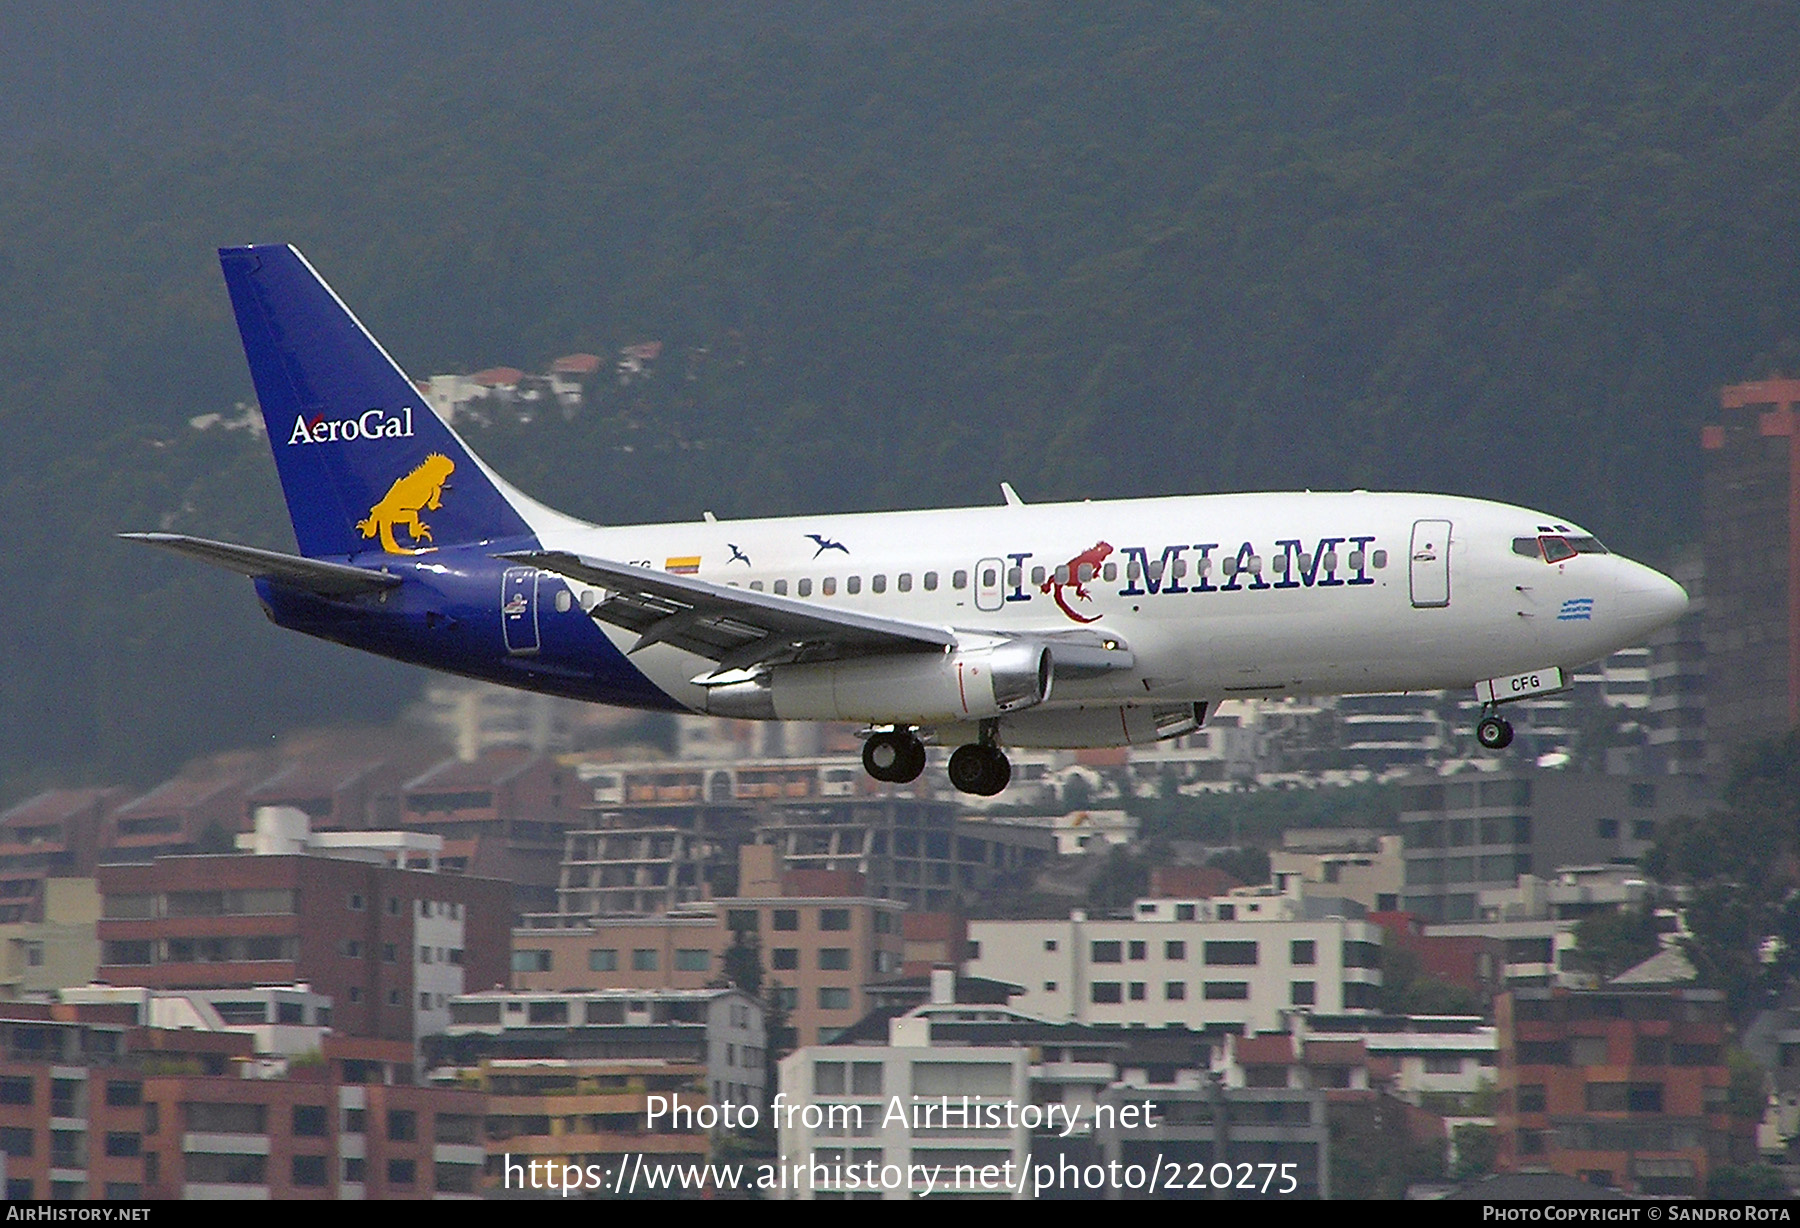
[[1475, 706, 1515, 750], [860, 721, 1013, 796], [862, 729, 927, 784], [948, 719, 1011, 797]]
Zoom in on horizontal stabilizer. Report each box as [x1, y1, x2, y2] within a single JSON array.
[[120, 533, 401, 597]]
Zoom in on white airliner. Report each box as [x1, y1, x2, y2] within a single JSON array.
[[126, 246, 1689, 795]]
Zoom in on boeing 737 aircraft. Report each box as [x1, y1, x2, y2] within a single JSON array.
[[125, 246, 1689, 795]]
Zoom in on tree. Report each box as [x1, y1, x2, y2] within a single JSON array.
[[1450, 1123, 1497, 1181], [1568, 905, 1662, 981], [721, 926, 764, 997]]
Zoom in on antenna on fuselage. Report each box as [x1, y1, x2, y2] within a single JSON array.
[[1000, 482, 1024, 507]]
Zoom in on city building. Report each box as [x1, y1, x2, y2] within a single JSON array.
[[1396, 770, 1699, 923], [402, 749, 582, 916], [0, 879, 100, 999], [965, 888, 1384, 1034], [103, 773, 250, 864], [94, 835, 511, 1045], [0, 788, 122, 924], [431, 987, 765, 1108], [1495, 987, 1751, 1195], [1270, 830, 1403, 914], [561, 755, 1054, 916], [1702, 377, 1800, 769], [776, 1014, 1034, 1200], [513, 846, 905, 1047], [0, 999, 484, 1200], [441, 1056, 711, 1193]]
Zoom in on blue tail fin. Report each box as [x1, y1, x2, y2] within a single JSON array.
[[220, 244, 534, 559]]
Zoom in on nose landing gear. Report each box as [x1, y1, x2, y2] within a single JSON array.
[[1475, 707, 1515, 750]]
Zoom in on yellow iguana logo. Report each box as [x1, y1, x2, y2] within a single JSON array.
[[358, 453, 455, 554]]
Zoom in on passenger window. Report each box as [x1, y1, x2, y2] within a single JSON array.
[[978, 569, 992, 588], [1222, 557, 1238, 576], [773, 580, 788, 595], [923, 572, 938, 591], [554, 589, 572, 612], [1347, 551, 1364, 570], [1195, 556, 1210, 575], [1322, 552, 1336, 571], [1007, 567, 1022, 586], [953, 570, 969, 589], [1297, 553, 1312, 571], [873, 575, 887, 594], [898, 573, 913, 592], [847, 576, 861, 594], [1127, 561, 1142, 580], [1248, 556, 1262, 574], [1103, 563, 1117, 582], [1031, 566, 1047, 586], [749, 580, 764, 592], [798, 578, 813, 597], [1271, 554, 1288, 574], [1371, 549, 1388, 569], [1076, 563, 1094, 583], [1054, 565, 1070, 585], [1171, 558, 1187, 578], [822, 577, 836, 596], [1540, 537, 1577, 564]]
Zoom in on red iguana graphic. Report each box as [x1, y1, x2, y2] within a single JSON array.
[[1040, 541, 1113, 624]]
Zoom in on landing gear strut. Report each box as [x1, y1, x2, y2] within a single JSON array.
[[862, 729, 927, 783], [948, 719, 1011, 796], [1476, 707, 1515, 750]]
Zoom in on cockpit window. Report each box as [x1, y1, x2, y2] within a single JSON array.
[[1566, 536, 1608, 554], [1540, 536, 1578, 564], [1512, 537, 1541, 559]]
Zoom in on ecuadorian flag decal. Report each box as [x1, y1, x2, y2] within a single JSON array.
[[665, 556, 701, 575], [1558, 597, 1595, 621]]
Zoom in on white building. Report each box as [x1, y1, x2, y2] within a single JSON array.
[[775, 1014, 1033, 1200], [965, 889, 1384, 1033], [441, 987, 765, 1107]]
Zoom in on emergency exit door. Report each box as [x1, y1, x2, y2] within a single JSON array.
[[1410, 520, 1451, 608]]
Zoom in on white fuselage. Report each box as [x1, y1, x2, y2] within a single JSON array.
[[523, 490, 1687, 720]]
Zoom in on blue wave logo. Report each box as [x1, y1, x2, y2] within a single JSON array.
[[1558, 597, 1595, 622]]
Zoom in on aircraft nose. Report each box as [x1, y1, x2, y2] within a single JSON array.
[[1614, 561, 1688, 635]]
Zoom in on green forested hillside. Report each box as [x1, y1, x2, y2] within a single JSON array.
[[3, 2, 1799, 796]]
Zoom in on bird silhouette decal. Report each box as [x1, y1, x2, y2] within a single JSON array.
[[806, 534, 849, 558], [727, 543, 751, 566]]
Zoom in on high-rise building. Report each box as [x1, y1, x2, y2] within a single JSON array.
[[1701, 378, 1800, 768]]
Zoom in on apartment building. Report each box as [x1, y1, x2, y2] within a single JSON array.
[[1397, 770, 1699, 923], [0, 879, 100, 999], [965, 891, 1384, 1034], [1496, 987, 1751, 1195], [0, 788, 121, 924], [776, 1015, 1034, 1200], [432, 987, 765, 1108], [0, 1000, 483, 1200], [444, 1056, 712, 1193], [402, 749, 581, 915], [95, 845, 510, 1044], [514, 846, 905, 1046]]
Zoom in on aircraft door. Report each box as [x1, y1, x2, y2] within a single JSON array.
[[501, 566, 542, 654], [1409, 519, 1452, 608], [974, 557, 1005, 612]]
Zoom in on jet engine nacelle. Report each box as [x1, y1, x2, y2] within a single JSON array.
[[702, 641, 1050, 723]]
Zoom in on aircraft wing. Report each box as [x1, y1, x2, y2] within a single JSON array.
[[503, 550, 955, 672], [121, 532, 401, 598], [505, 549, 1135, 678]]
